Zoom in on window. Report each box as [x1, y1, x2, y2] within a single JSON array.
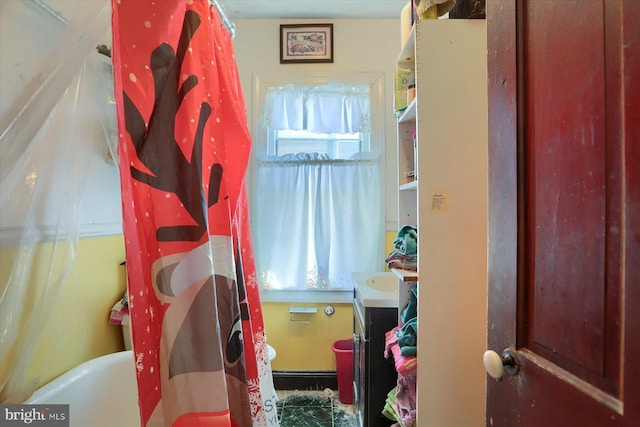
[[251, 76, 385, 292], [272, 129, 362, 159]]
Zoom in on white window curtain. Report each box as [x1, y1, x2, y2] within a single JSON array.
[[266, 84, 371, 134], [253, 84, 383, 291]]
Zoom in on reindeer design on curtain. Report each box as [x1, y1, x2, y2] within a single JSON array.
[[112, 1, 275, 425], [123, 10, 221, 244]]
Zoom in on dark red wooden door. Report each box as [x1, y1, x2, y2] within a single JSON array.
[[486, 0, 639, 426]]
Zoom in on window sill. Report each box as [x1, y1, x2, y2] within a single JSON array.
[[259, 290, 353, 304]]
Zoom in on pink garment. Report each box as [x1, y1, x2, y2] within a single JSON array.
[[396, 375, 417, 427], [385, 327, 417, 377]]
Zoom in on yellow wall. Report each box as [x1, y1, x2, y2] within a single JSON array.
[[0, 235, 127, 391], [262, 302, 353, 371], [2, 231, 396, 388], [6, 235, 372, 383], [6, 232, 397, 386], [385, 230, 397, 269]]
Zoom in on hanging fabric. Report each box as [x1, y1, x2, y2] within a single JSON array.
[[0, 0, 110, 404], [254, 81, 382, 292], [265, 84, 370, 134], [111, 1, 277, 426], [253, 153, 383, 291]]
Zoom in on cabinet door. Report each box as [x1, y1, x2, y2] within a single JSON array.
[[365, 307, 398, 427], [353, 304, 366, 427]]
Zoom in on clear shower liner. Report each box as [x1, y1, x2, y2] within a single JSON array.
[[0, 0, 111, 403]]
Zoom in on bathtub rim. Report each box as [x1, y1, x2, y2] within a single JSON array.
[[25, 350, 135, 404]]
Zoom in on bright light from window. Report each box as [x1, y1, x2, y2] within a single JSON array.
[[274, 129, 361, 160]]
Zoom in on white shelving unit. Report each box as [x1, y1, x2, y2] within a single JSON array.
[[392, 18, 489, 426]]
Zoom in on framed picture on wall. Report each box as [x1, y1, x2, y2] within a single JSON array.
[[280, 24, 334, 64]]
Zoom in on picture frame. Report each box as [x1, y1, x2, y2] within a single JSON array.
[[280, 24, 334, 64]]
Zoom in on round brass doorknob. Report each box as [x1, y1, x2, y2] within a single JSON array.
[[483, 348, 519, 380]]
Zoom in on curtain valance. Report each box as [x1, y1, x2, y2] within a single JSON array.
[[266, 84, 370, 134]]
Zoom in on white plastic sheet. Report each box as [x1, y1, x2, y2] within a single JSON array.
[[0, 0, 110, 403]]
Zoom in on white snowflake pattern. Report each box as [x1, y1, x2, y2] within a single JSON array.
[[253, 331, 269, 378], [247, 379, 265, 420], [247, 378, 261, 396], [135, 352, 144, 373], [247, 272, 258, 289], [249, 376, 279, 426]]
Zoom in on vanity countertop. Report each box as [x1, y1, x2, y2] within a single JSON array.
[[352, 271, 398, 308]]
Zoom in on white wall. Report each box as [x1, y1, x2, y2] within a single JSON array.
[[0, 55, 123, 241], [233, 19, 401, 230], [0, 0, 122, 242]]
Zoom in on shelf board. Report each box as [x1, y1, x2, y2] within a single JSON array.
[[398, 98, 417, 123], [397, 24, 416, 65], [399, 180, 418, 191], [391, 268, 418, 282]]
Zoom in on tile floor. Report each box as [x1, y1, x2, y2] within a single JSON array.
[[276, 389, 357, 427]]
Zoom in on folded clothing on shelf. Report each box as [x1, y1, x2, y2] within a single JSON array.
[[384, 326, 417, 377], [382, 376, 417, 427], [400, 286, 418, 323], [396, 375, 417, 427], [385, 225, 418, 271], [385, 252, 418, 271], [397, 318, 417, 357], [382, 387, 401, 425]]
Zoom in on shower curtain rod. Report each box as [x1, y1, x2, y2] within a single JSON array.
[[210, 0, 236, 39]]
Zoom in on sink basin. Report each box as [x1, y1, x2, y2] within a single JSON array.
[[352, 272, 398, 308], [365, 275, 398, 292]]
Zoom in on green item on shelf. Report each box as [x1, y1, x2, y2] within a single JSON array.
[[400, 285, 418, 323], [397, 317, 418, 357], [382, 387, 401, 422], [394, 68, 414, 115]]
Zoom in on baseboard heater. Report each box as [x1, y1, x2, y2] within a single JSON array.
[[272, 370, 337, 391]]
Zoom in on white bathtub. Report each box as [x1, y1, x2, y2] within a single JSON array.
[[26, 350, 141, 427]]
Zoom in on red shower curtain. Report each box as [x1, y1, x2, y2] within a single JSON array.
[[111, 1, 276, 425]]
